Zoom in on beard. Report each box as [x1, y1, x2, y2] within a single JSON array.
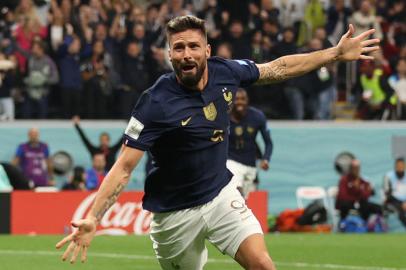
[[173, 59, 206, 88]]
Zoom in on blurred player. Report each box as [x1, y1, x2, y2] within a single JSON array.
[[227, 88, 273, 198], [56, 15, 380, 270]]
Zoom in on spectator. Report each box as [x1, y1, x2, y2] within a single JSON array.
[[12, 127, 54, 187], [336, 159, 382, 222], [284, 38, 325, 119], [271, 27, 297, 59], [225, 20, 251, 59], [46, 6, 69, 58], [388, 58, 406, 119], [298, 0, 326, 46], [119, 41, 149, 118], [57, 35, 89, 118], [314, 27, 336, 120], [85, 152, 107, 190], [62, 166, 86, 191], [72, 116, 122, 171], [383, 157, 406, 229], [81, 40, 114, 119], [350, 0, 383, 40], [0, 52, 17, 121], [23, 40, 59, 119], [326, 0, 352, 45], [353, 60, 395, 120], [215, 41, 232, 59], [13, 13, 47, 74], [251, 30, 269, 64]]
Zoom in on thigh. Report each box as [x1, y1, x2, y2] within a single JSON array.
[[150, 209, 208, 270], [205, 181, 263, 258]]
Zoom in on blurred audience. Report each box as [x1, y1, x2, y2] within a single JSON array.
[[0, 0, 404, 120]]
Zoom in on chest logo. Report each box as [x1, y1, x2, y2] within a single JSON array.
[[203, 102, 217, 121], [247, 127, 255, 134], [235, 126, 243, 136], [181, 116, 192, 126]]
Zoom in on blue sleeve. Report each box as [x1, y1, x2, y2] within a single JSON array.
[[15, 145, 24, 158], [123, 91, 166, 151], [224, 59, 260, 87], [258, 114, 273, 161]]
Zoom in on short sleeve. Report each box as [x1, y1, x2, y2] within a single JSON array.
[[224, 59, 260, 87], [123, 91, 166, 151]]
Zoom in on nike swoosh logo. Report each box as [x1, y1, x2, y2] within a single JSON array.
[[181, 116, 192, 126]]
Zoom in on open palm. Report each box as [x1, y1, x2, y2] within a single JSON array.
[[55, 219, 97, 264], [337, 24, 380, 62]]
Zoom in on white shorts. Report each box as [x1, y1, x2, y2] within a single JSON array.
[[226, 159, 257, 198], [149, 178, 263, 270]]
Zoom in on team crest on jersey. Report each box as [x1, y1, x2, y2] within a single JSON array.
[[203, 102, 217, 121], [247, 126, 255, 134], [235, 126, 243, 136]]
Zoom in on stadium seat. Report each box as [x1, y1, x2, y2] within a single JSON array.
[[296, 186, 329, 210]]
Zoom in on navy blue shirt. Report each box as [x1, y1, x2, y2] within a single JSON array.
[[228, 107, 273, 167], [123, 57, 259, 212]]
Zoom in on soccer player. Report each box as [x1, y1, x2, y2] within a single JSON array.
[[56, 15, 380, 270], [227, 88, 273, 198]]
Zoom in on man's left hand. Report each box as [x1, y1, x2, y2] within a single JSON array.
[[336, 24, 380, 62]]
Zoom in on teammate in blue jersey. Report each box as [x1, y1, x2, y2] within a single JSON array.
[[228, 88, 273, 198], [56, 15, 380, 270]]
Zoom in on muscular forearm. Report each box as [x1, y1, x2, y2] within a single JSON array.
[[256, 47, 339, 85], [86, 146, 143, 224], [86, 164, 131, 223]]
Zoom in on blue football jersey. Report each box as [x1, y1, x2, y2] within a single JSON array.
[[123, 57, 259, 212]]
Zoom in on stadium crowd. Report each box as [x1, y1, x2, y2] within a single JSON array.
[[0, 0, 405, 121]]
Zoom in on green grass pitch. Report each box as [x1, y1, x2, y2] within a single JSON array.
[[0, 234, 405, 270]]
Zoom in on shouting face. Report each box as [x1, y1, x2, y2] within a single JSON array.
[[168, 29, 211, 89]]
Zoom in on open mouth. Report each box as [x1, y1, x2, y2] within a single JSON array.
[[181, 64, 196, 72]]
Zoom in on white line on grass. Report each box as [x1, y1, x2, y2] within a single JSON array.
[[0, 250, 405, 270]]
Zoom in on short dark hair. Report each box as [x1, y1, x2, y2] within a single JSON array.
[[166, 15, 207, 41]]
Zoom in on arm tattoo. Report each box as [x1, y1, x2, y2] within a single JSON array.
[[256, 58, 289, 85], [95, 182, 126, 222]]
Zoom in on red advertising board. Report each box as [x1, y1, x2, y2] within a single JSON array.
[[11, 191, 268, 235]]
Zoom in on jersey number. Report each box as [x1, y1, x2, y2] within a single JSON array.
[[211, 130, 224, 142]]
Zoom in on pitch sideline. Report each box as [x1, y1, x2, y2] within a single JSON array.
[[0, 249, 404, 270]]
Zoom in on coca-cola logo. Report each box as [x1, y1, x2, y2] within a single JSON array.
[[72, 193, 152, 235]]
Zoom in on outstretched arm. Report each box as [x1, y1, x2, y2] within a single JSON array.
[[56, 146, 144, 263], [255, 25, 380, 85]]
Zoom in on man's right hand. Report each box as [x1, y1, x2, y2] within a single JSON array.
[[55, 218, 97, 264]]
